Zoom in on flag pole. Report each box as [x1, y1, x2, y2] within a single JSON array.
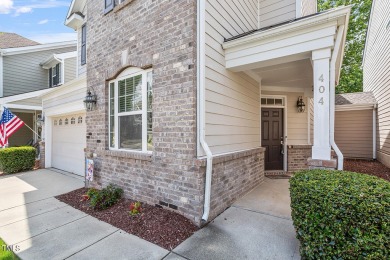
[[24, 123, 41, 139]]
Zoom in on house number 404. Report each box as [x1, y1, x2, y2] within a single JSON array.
[[318, 74, 325, 105]]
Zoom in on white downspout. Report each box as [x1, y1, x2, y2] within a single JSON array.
[[330, 25, 344, 170], [197, 0, 213, 223], [373, 105, 377, 159]]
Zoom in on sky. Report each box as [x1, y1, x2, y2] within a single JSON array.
[[0, 0, 77, 44]]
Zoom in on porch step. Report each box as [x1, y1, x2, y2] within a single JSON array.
[[265, 170, 293, 179]]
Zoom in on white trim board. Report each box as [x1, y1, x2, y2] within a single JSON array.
[[0, 41, 77, 56], [0, 88, 52, 104]]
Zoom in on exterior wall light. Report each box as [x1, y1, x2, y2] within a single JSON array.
[[84, 90, 97, 111], [37, 114, 45, 127], [297, 96, 306, 113]]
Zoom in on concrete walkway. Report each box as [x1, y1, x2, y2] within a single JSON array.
[[0, 169, 169, 260], [0, 170, 299, 259], [171, 178, 301, 260]]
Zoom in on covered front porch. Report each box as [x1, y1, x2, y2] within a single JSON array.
[[0, 89, 50, 147], [222, 7, 351, 171]]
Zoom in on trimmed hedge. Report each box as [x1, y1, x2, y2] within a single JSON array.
[[290, 170, 389, 259], [0, 147, 36, 174]]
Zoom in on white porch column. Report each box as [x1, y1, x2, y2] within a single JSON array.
[[311, 48, 331, 160], [44, 116, 52, 168]]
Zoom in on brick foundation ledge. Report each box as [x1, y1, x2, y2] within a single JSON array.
[[307, 158, 337, 170]]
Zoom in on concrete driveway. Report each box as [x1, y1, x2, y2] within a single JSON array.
[[0, 169, 169, 260], [171, 178, 301, 260]]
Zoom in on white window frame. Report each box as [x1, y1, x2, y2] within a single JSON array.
[[109, 68, 152, 154]]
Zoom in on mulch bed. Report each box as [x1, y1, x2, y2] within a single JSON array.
[[344, 159, 390, 182], [56, 188, 198, 250]]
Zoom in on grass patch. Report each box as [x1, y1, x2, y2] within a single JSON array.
[[0, 238, 20, 260]]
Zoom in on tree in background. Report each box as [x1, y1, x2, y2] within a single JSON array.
[[318, 0, 372, 93]]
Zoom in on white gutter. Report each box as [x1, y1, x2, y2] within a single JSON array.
[[373, 105, 377, 159], [330, 25, 345, 170], [197, 0, 213, 223]]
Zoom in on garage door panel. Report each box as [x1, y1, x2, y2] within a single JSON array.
[[52, 114, 86, 176]]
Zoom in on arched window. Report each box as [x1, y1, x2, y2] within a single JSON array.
[[108, 67, 153, 152], [78, 116, 83, 124], [65, 118, 69, 125], [54, 120, 58, 126], [71, 117, 76, 124], [59, 119, 62, 125]]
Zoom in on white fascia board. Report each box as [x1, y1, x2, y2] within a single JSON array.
[[223, 6, 352, 50], [65, 13, 85, 30], [57, 51, 77, 60], [0, 88, 52, 104], [1, 41, 77, 56], [335, 104, 376, 111], [44, 100, 85, 117], [42, 75, 87, 101], [5, 104, 42, 110]]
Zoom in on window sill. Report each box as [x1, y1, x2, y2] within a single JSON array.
[[103, 149, 152, 161], [114, 0, 134, 13]]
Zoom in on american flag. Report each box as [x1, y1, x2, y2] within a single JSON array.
[[0, 107, 25, 147]]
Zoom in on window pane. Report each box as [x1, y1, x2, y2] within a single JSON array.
[[275, 99, 283, 105], [109, 82, 115, 148], [119, 115, 142, 150], [133, 75, 142, 110], [147, 112, 153, 151], [147, 71, 153, 151], [261, 98, 266, 105]]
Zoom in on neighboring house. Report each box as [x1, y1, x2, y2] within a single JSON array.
[[335, 92, 377, 160], [38, 0, 350, 226], [363, 0, 390, 168], [0, 32, 77, 147], [39, 0, 88, 176]]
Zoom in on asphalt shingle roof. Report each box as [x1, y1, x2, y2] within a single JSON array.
[[335, 92, 377, 105], [0, 32, 40, 49]]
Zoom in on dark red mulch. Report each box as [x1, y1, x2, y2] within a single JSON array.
[[344, 159, 390, 182], [55, 188, 198, 250]]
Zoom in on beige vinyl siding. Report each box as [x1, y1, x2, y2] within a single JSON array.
[[363, 0, 390, 165], [3, 46, 76, 97], [335, 110, 373, 159], [64, 57, 77, 84], [259, 0, 296, 28], [262, 91, 309, 145], [9, 112, 34, 147], [301, 0, 317, 17], [205, 0, 260, 155]]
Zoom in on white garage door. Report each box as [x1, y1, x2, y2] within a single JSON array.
[[52, 114, 86, 176]]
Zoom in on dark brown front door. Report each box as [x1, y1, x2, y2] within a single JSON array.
[[262, 108, 283, 170]]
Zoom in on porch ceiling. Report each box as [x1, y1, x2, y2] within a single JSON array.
[[253, 59, 313, 88]]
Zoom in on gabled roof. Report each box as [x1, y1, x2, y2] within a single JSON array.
[[335, 92, 377, 105], [0, 32, 40, 49]]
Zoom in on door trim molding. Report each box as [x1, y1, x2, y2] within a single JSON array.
[[261, 95, 288, 171]]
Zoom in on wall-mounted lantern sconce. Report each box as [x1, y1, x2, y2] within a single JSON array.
[[37, 114, 44, 127], [84, 89, 97, 111], [297, 96, 306, 113]]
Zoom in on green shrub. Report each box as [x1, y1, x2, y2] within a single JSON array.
[[290, 170, 390, 259], [89, 184, 123, 210], [0, 147, 36, 174]]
